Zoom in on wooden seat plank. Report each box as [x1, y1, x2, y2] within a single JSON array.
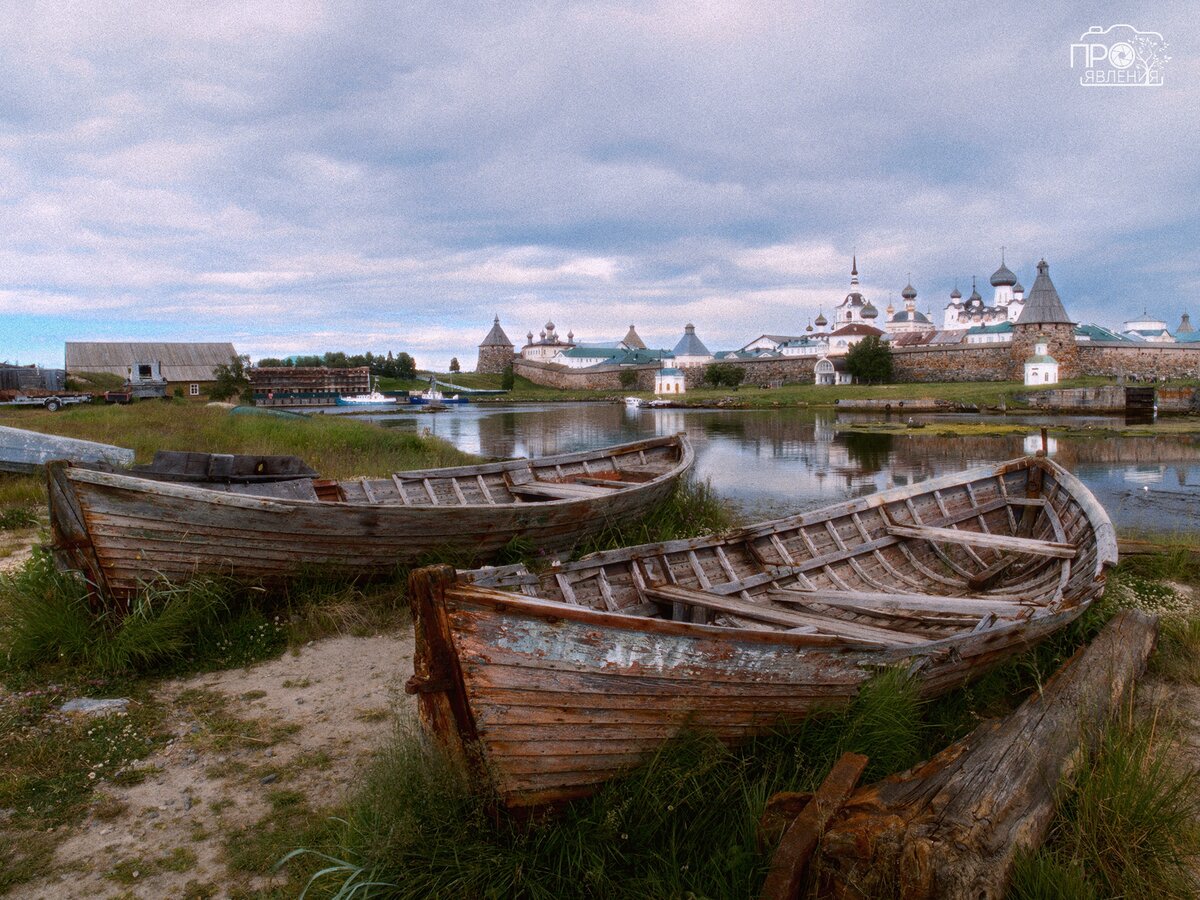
[[644, 584, 924, 647], [885, 524, 1076, 559], [767, 587, 1032, 618]]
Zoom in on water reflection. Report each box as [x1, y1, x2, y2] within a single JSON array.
[[356, 403, 1200, 532]]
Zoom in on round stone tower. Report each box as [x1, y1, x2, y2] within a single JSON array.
[[1010, 259, 1078, 380], [476, 315, 515, 374]]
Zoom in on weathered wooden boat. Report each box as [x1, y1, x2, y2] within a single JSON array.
[[47, 434, 693, 599], [0, 424, 134, 474], [407, 456, 1117, 810], [127, 450, 319, 484]]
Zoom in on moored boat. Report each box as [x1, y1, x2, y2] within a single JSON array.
[[407, 455, 1117, 810], [0, 424, 134, 474], [334, 390, 399, 406], [48, 434, 693, 600]]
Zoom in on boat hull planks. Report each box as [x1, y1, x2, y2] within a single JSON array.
[[412, 456, 1117, 809]]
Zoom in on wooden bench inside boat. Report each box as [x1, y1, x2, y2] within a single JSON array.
[[884, 524, 1077, 559], [643, 583, 930, 649]]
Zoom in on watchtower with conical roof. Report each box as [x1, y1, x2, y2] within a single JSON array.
[[1010, 259, 1078, 379], [476, 315, 515, 374]]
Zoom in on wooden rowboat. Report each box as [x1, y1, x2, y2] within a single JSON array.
[[47, 434, 693, 599], [407, 455, 1117, 810], [0, 424, 134, 474]]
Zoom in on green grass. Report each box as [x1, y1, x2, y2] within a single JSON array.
[[576, 477, 735, 556], [0, 402, 474, 477], [0, 681, 169, 889], [1011, 714, 1200, 899]]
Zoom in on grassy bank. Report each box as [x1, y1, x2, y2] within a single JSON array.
[[389, 373, 1196, 412], [281, 561, 1200, 900], [0, 475, 730, 893]]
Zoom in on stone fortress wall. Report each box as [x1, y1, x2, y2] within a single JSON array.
[[512, 340, 1200, 390]]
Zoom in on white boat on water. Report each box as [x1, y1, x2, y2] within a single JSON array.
[[624, 396, 644, 408], [335, 390, 398, 406]]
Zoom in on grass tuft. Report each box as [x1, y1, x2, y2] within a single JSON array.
[[1014, 712, 1200, 900], [577, 477, 734, 557]]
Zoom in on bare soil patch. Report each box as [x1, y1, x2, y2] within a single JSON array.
[[9, 631, 416, 899]]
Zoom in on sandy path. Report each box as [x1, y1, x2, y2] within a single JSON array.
[[11, 631, 416, 900]]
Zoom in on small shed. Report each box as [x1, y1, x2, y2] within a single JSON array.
[[1024, 338, 1060, 386], [815, 356, 852, 386], [655, 368, 686, 395]]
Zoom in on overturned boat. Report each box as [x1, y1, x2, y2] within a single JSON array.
[[48, 435, 693, 599], [0, 424, 134, 474], [407, 456, 1117, 810]]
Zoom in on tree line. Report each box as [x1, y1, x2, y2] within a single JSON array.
[[255, 351, 419, 380]]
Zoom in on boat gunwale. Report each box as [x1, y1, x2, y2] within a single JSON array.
[[52, 433, 694, 512]]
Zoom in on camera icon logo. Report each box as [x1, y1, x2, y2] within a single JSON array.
[[1069, 25, 1169, 87]]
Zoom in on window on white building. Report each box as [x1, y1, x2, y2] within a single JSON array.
[[189, 383, 200, 396]]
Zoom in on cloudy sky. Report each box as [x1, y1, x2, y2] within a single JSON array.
[[2, 1, 1197, 369]]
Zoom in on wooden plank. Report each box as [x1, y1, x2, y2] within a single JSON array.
[[643, 584, 924, 647], [885, 524, 1076, 559], [359, 478, 377, 504], [768, 587, 1031, 618], [391, 474, 412, 505], [510, 481, 613, 500], [574, 476, 640, 489], [595, 568, 620, 612], [475, 474, 496, 505], [760, 752, 868, 900], [450, 478, 468, 506], [555, 573, 579, 605], [422, 478, 439, 504]]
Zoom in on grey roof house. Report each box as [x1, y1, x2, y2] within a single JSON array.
[[65, 342, 239, 382]]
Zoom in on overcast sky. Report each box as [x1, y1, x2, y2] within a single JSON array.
[[2, 1, 1198, 369]]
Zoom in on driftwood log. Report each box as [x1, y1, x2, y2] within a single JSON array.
[[811, 608, 1159, 899]]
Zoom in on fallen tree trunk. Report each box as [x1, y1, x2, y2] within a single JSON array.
[[812, 609, 1159, 900]]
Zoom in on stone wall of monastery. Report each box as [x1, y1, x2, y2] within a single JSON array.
[[514, 341, 1200, 391], [513, 358, 660, 390], [889, 345, 1011, 382], [1075, 343, 1200, 380]]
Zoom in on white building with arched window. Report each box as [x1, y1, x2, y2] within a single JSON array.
[[655, 368, 686, 395], [1023, 337, 1059, 385]]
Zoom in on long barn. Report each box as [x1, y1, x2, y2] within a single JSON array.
[[65, 342, 238, 396]]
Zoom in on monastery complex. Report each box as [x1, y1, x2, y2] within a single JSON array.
[[476, 256, 1200, 392]]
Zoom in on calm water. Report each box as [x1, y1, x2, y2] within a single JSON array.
[[334, 403, 1200, 532]]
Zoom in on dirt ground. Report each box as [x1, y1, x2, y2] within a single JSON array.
[[9, 631, 417, 900]]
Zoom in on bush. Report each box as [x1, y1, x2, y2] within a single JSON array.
[[618, 369, 637, 389], [703, 363, 745, 388], [501, 364, 515, 391], [845, 335, 893, 384], [210, 354, 253, 402]]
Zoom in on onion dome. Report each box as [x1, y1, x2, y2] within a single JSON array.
[[539, 330, 546, 339], [990, 261, 1017, 287], [885, 301, 895, 316], [815, 311, 828, 327], [1012, 280, 1025, 294], [545, 321, 555, 332], [861, 302, 878, 319], [805, 320, 814, 332], [950, 285, 962, 300], [902, 282, 918, 300], [567, 330, 574, 342], [527, 331, 534, 341], [968, 277, 982, 303]]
